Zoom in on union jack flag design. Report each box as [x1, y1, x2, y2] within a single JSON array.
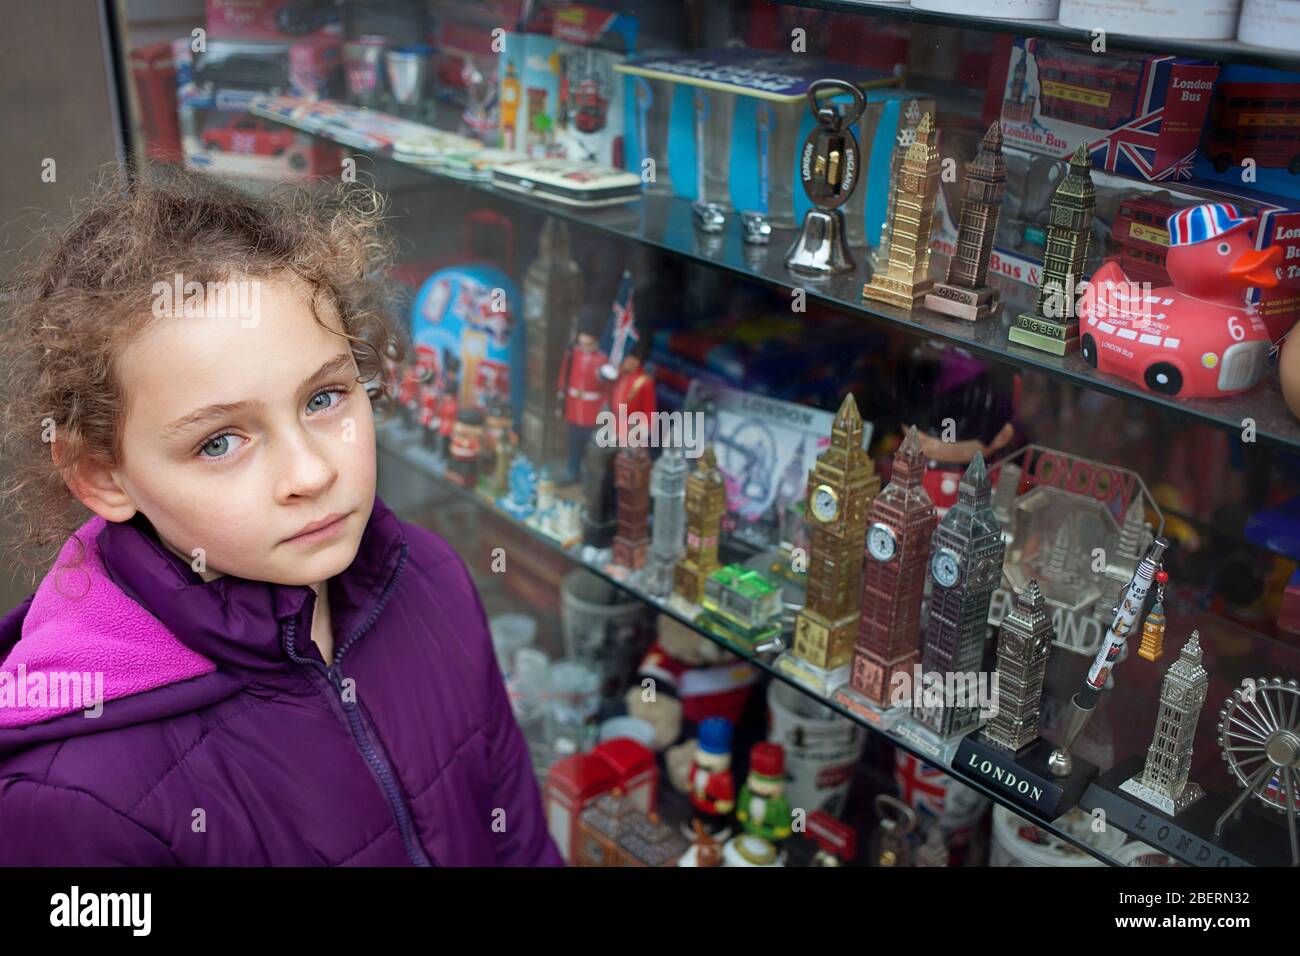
[[601, 269, 640, 369], [1167, 203, 1249, 247]]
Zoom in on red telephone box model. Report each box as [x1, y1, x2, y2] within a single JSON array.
[[544, 737, 656, 863]]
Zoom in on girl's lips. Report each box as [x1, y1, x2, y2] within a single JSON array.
[[282, 512, 351, 546]]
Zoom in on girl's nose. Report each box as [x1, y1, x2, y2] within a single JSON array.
[[275, 434, 338, 502]]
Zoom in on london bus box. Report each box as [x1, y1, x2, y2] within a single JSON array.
[[997, 37, 1219, 186], [1193, 63, 1300, 205]]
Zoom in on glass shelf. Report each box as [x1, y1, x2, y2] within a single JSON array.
[[376, 418, 1296, 868], [772, 0, 1300, 72], [251, 103, 1300, 457]]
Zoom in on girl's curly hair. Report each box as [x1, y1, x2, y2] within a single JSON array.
[[0, 165, 408, 586]]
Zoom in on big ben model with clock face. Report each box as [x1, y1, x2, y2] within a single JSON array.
[[862, 113, 941, 310], [836, 427, 936, 723], [672, 446, 726, 608], [779, 395, 880, 694], [909, 450, 1005, 745]]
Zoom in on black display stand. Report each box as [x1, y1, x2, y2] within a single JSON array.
[[1079, 756, 1295, 867], [955, 734, 1095, 820]]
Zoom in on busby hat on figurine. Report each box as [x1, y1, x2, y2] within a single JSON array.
[[748, 742, 785, 783], [697, 717, 733, 756], [576, 303, 604, 340]]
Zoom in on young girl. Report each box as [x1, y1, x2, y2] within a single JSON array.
[[0, 169, 562, 866]]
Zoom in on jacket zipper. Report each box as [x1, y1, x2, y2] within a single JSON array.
[[282, 543, 436, 867]]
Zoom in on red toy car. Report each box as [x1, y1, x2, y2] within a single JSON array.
[[201, 116, 304, 169]]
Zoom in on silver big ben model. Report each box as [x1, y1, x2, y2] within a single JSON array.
[[1120, 631, 1208, 816], [640, 443, 688, 597], [983, 580, 1053, 752], [897, 451, 1005, 764]]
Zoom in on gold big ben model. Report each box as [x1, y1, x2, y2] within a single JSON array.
[[672, 446, 725, 608], [780, 395, 880, 693], [863, 113, 940, 310]]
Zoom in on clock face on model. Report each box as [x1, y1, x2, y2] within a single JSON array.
[[811, 483, 840, 523], [973, 556, 999, 588], [867, 523, 897, 562], [931, 548, 960, 588]]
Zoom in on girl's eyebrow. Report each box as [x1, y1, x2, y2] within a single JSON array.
[[162, 353, 355, 438]]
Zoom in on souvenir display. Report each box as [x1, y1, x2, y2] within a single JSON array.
[[836, 427, 936, 728], [923, 124, 1007, 322], [780, 395, 881, 696], [671, 447, 726, 610], [1049, 538, 1169, 778], [1079, 203, 1278, 399], [490, 158, 644, 207], [785, 80, 867, 277], [521, 220, 584, 473], [699, 564, 785, 649], [896, 452, 1005, 765], [1215, 677, 1300, 865], [736, 742, 794, 842], [863, 113, 940, 308], [687, 717, 737, 838], [1119, 631, 1209, 816], [1009, 145, 1095, 355], [148, 0, 1300, 876]]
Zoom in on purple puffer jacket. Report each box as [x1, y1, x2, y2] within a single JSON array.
[[0, 496, 563, 866]]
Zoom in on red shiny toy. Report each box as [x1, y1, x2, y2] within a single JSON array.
[[1080, 202, 1281, 399]]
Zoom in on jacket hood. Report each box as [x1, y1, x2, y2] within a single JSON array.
[[0, 497, 405, 752]]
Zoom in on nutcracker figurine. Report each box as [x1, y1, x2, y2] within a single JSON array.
[[556, 305, 610, 485], [435, 359, 460, 460], [446, 407, 485, 489], [687, 717, 736, 838], [736, 742, 793, 842]]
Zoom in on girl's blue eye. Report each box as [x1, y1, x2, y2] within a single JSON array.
[[193, 390, 351, 463]]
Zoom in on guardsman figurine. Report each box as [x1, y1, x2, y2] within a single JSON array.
[[736, 742, 793, 842], [446, 407, 484, 489], [556, 305, 609, 485], [687, 717, 736, 838], [609, 333, 656, 437], [435, 361, 459, 460]]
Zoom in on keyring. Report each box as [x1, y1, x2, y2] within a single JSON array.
[[805, 78, 867, 131]]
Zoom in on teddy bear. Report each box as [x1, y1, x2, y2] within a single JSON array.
[[625, 614, 760, 793]]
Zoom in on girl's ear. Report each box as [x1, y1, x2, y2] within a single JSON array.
[[53, 441, 137, 523]]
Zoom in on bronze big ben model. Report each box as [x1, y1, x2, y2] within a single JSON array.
[[863, 113, 940, 310], [672, 446, 725, 608], [1009, 144, 1095, 355], [779, 395, 880, 695], [835, 426, 935, 724], [924, 123, 1007, 322], [907, 451, 1005, 751], [613, 445, 652, 571]]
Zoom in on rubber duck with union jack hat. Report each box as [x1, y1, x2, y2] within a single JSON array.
[[1079, 202, 1281, 399]]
